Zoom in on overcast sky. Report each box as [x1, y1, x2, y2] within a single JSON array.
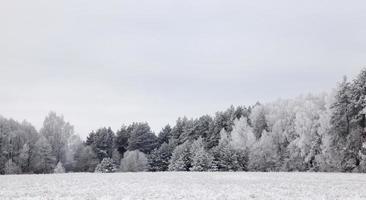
[[0, 0, 365, 138]]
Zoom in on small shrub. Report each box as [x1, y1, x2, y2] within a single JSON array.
[[54, 162, 65, 173]]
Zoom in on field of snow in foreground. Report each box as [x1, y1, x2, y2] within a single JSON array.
[[0, 172, 366, 200]]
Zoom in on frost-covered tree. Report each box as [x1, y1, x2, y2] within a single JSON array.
[[211, 130, 242, 171], [328, 77, 357, 171], [250, 104, 268, 140], [0, 117, 39, 174], [64, 135, 83, 172], [206, 106, 238, 149], [348, 69, 366, 172], [95, 157, 117, 173], [168, 141, 192, 171], [32, 136, 56, 173], [249, 131, 280, 171], [350, 68, 366, 120], [1, 68, 366, 174], [290, 98, 324, 171], [190, 138, 214, 171], [40, 112, 74, 165], [314, 93, 335, 172], [54, 161, 65, 173], [230, 117, 255, 151], [210, 118, 253, 171], [120, 150, 148, 172]]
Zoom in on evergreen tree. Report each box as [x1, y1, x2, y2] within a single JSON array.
[[170, 117, 189, 146], [127, 122, 157, 154], [211, 130, 241, 171], [206, 108, 236, 149], [168, 141, 192, 171], [190, 116, 213, 142], [85, 131, 95, 146], [157, 125, 172, 146], [95, 157, 117, 173], [148, 142, 173, 171], [349, 69, 366, 171], [115, 126, 129, 157], [329, 77, 354, 171], [87, 127, 115, 161], [190, 138, 214, 171]]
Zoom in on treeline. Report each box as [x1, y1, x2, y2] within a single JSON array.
[[1, 68, 366, 174]]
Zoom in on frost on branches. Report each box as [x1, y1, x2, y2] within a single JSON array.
[[95, 158, 117, 173]]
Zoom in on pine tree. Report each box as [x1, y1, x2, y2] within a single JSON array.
[[115, 126, 129, 157], [157, 125, 172, 146], [211, 129, 246, 171], [329, 77, 355, 171], [95, 158, 117, 173], [190, 138, 214, 171], [88, 127, 115, 161], [349, 68, 366, 171], [168, 141, 192, 171], [148, 142, 173, 171], [212, 138, 239, 171], [206, 107, 236, 149], [127, 123, 158, 154]]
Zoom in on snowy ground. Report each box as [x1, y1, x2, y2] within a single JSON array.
[[0, 172, 366, 200]]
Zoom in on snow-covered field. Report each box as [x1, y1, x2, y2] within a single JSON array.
[[1, 172, 365, 200]]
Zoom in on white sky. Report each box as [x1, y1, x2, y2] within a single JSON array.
[[0, 0, 365, 138]]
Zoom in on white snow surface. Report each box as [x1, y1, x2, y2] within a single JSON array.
[[0, 172, 365, 200]]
